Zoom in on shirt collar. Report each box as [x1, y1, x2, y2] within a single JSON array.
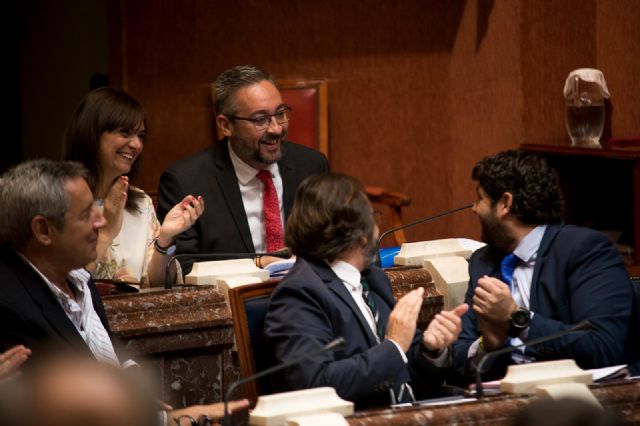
[[16, 252, 90, 301], [228, 141, 279, 185], [513, 225, 547, 263], [328, 259, 362, 287]]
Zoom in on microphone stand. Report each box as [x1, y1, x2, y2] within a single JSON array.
[[164, 248, 291, 290], [474, 319, 592, 398], [220, 337, 346, 426], [374, 203, 474, 267]]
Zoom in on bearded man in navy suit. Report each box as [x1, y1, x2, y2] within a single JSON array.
[[451, 150, 638, 383], [264, 173, 468, 409]]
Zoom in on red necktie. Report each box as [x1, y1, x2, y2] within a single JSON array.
[[256, 170, 284, 252]]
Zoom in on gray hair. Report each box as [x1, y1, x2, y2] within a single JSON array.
[[0, 159, 88, 248], [214, 65, 274, 116]]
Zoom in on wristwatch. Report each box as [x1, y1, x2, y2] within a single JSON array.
[[508, 306, 531, 337]]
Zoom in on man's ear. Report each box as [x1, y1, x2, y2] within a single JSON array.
[[30, 215, 53, 246], [216, 114, 233, 137], [496, 192, 513, 218]]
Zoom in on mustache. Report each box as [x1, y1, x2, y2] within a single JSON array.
[[259, 129, 287, 144]]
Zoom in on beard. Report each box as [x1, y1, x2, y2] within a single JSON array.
[[231, 128, 287, 167], [479, 211, 515, 252]]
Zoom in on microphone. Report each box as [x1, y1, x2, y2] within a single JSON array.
[[163, 248, 291, 290], [374, 203, 474, 267], [474, 319, 592, 398], [220, 336, 347, 426]]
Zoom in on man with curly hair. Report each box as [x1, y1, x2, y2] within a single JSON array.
[[451, 149, 637, 383]]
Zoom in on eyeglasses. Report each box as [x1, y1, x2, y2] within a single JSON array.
[[229, 106, 292, 130]]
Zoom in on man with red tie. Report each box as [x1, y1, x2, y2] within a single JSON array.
[[158, 65, 329, 271]]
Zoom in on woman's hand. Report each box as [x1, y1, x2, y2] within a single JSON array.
[[157, 195, 204, 247], [101, 176, 129, 242]]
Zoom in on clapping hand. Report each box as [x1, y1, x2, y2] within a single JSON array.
[[157, 195, 204, 247], [422, 303, 469, 352], [101, 176, 129, 241]]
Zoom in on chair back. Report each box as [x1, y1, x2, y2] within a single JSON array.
[[227, 280, 280, 405]]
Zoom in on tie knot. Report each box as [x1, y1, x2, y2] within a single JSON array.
[[500, 253, 519, 285], [256, 170, 272, 183]]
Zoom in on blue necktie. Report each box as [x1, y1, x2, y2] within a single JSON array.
[[501, 253, 519, 288]]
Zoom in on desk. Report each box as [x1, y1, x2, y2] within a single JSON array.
[[103, 286, 237, 408], [347, 380, 640, 425]]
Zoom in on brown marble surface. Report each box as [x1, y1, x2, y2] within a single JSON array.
[[103, 285, 238, 407], [346, 379, 640, 425]]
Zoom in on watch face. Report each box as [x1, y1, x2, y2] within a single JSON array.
[[512, 309, 530, 327], [167, 245, 177, 257]]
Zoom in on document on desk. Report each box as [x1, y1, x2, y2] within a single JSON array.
[[391, 395, 476, 409]]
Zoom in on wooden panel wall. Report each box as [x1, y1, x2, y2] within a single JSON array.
[[108, 0, 640, 246]]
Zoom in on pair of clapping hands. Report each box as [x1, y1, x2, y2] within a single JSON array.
[[102, 176, 204, 246], [386, 287, 469, 354]]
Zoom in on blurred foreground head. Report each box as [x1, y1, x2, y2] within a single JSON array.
[[1, 352, 158, 426]]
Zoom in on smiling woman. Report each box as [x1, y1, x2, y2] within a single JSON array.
[[63, 88, 204, 287]]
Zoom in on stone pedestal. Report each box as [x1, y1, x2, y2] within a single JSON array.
[[103, 285, 236, 408]]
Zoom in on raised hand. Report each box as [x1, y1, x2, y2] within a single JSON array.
[[422, 303, 469, 352], [157, 195, 204, 247], [472, 275, 517, 326], [385, 287, 425, 352], [101, 176, 129, 242], [0, 345, 31, 379]]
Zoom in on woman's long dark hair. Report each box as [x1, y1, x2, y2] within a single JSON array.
[[64, 87, 147, 213]]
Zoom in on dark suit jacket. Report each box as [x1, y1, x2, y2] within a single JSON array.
[[264, 257, 446, 409], [157, 138, 329, 264], [451, 224, 636, 382], [0, 245, 113, 364]]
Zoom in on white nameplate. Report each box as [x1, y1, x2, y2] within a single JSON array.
[[500, 359, 593, 395], [185, 258, 269, 285], [285, 412, 349, 426], [536, 382, 602, 408], [394, 238, 472, 266], [250, 387, 354, 426], [423, 256, 469, 310]]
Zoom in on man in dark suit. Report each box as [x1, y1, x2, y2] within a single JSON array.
[[451, 150, 637, 382], [264, 173, 468, 409], [0, 160, 115, 363], [158, 65, 328, 270], [0, 160, 249, 423]]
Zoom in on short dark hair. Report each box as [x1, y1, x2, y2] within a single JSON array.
[[472, 149, 563, 225], [285, 173, 375, 262], [63, 87, 147, 212], [214, 65, 274, 116], [0, 159, 88, 248]]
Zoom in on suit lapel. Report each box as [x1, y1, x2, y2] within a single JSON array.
[[213, 139, 255, 252], [311, 262, 380, 347], [10, 253, 90, 350], [278, 142, 296, 220], [529, 224, 563, 309]]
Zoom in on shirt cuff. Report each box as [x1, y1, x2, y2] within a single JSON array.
[[422, 346, 450, 367], [387, 338, 409, 363]]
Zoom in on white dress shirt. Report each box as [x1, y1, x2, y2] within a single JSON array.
[[228, 143, 284, 253], [18, 254, 120, 366]]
